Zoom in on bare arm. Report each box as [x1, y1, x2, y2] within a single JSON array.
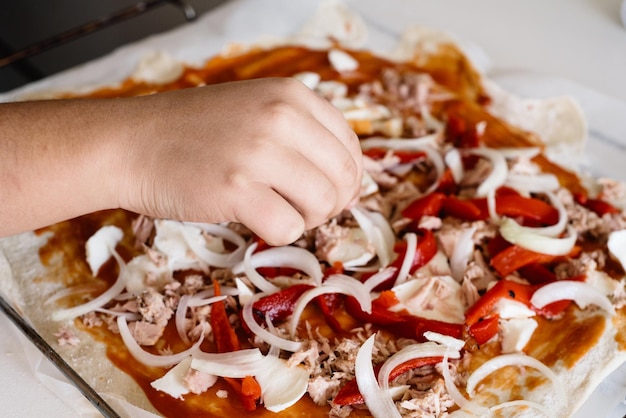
[[0, 78, 362, 245]]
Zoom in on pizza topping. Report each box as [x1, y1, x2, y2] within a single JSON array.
[[499, 218, 577, 256], [530, 280, 616, 315], [355, 334, 401, 418], [608, 229, 626, 272], [85, 225, 124, 276], [328, 49, 359, 72], [53, 246, 128, 321]]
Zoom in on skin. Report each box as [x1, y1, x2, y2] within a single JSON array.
[[0, 77, 363, 246]]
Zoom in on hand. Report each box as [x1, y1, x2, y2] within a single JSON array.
[[116, 78, 362, 245]]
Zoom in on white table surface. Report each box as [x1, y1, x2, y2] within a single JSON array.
[[1, 0, 626, 417]]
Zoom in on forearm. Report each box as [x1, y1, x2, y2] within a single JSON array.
[[0, 98, 127, 236]]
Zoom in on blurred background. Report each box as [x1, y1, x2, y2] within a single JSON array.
[[0, 0, 227, 93]]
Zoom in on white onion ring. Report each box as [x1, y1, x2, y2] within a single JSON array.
[[377, 342, 458, 392], [117, 316, 203, 368], [289, 275, 372, 337], [242, 292, 303, 352], [466, 147, 508, 197], [450, 225, 476, 282], [351, 207, 395, 268], [490, 399, 553, 416], [53, 249, 127, 321], [445, 148, 464, 184], [191, 348, 269, 378], [233, 243, 324, 292], [499, 218, 577, 256], [441, 352, 489, 415], [182, 222, 246, 268], [364, 267, 397, 292], [530, 280, 616, 315], [175, 295, 192, 344], [505, 173, 560, 194], [355, 334, 401, 418], [394, 233, 417, 286], [466, 352, 565, 406]]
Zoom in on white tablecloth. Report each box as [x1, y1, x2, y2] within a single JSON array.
[[1, 0, 625, 416]]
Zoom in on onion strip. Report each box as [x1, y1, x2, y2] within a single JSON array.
[[351, 207, 395, 268], [289, 275, 372, 337], [466, 147, 508, 197], [182, 222, 246, 267], [499, 218, 577, 256], [242, 292, 303, 352], [53, 249, 127, 321], [530, 280, 615, 315], [355, 334, 401, 418], [378, 342, 459, 392], [117, 316, 203, 368], [394, 233, 417, 286]]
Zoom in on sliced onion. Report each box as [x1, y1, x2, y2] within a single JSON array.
[[175, 295, 192, 344], [351, 207, 395, 268], [289, 275, 372, 337], [486, 189, 498, 221], [46, 283, 103, 306], [364, 267, 397, 292], [176, 294, 227, 344], [355, 334, 401, 418], [529, 191, 568, 237], [182, 222, 246, 267], [530, 280, 616, 315], [394, 233, 417, 286], [191, 348, 269, 377], [233, 243, 324, 292], [450, 225, 476, 283], [445, 148, 464, 184], [466, 353, 565, 406], [255, 355, 309, 412], [466, 147, 508, 197], [423, 331, 466, 352], [441, 352, 489, 415], [499, 218, 577, 256], [378, 342, 458, 391], [608, 230, 626, 272], [242, 292, 303, 352], [237, 243, 279, 293], [505, 173, 560, 194], [117, 316, 203, 368], [53, 249, 127, 321]]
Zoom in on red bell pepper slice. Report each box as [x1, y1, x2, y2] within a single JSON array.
[[442, 196, 485, 221], [490, 245, 561, 277], [345, 295, 463, 340], [574, 193, 620, 216], [251, 284, 314, 323], [435, 168, 458, 195], [333, 356, 443, 406], [468, 314, 499, 345], [212, 281, 262, 411], [211, 280, 241, 353], [401, 192, 446, 220], [465, 279, 535, 326], [223, 376, 262, 411], [492, 195, 559, 225]]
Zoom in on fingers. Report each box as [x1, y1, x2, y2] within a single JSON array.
[[232, 184, 305, 246]]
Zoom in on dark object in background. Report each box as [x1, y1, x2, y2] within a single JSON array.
[[0, 0, 226, 93]]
